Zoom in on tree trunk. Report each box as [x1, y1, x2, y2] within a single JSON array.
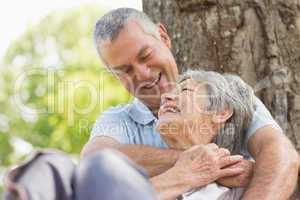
[[143, 0, 300, 198]]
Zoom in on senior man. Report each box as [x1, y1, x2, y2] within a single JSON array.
[[82, 8, 299, 199]]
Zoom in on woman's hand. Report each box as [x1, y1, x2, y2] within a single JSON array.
[[150, 143, 245, 200], [172, 143, 245, 189]]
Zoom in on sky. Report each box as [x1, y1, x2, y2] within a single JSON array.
[[0, 0, 142, 62]]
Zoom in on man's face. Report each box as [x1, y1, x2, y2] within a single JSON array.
[[100, 21, 178, 111]]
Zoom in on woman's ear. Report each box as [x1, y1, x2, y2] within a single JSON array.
[[158, 23, 172, 49], [212, 108, 233, 124]]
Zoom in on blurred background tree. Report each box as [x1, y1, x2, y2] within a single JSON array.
[[0, 5, 132, 170]]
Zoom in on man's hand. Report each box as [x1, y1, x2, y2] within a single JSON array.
[[151, 143, 245, 200], [217, 159, 254, 188]]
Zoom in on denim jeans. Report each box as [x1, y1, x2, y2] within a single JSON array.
[[3, 149, 157, 200]]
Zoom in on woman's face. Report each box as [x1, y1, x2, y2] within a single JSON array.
[[156, 78, 219, 150]]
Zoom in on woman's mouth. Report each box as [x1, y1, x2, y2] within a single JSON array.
[[160, 103, 181, 116], [164, 107, 180, 113]]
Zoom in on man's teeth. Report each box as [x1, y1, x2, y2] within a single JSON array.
[[144, 74, 161, 89], [145, 78, 158, 88]]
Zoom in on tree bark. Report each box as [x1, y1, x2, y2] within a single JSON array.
[[143, 0, 300, 198]]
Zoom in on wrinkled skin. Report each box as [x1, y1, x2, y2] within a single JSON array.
[[156, 78, 226, 150], [100, 21, 178, 112], [172, 144, 244, 188], [156, 77, 255, 188]]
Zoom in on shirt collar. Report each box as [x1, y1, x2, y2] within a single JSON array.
[[128, 98, 157, 125]]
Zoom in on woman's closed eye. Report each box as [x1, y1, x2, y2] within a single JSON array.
[[181, 87, 194, 93]]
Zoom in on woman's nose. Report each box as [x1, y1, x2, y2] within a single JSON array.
[[161, 92, 178, 105]]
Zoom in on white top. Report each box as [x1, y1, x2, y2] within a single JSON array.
[[182, 183, 244, 200]]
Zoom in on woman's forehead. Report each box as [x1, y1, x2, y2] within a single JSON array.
[[174, 78, 208, 93], [178, 76, 195, 86], [180, 77, 204, 87]]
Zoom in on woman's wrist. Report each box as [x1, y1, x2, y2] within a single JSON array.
[[150, 166, 191, 200]]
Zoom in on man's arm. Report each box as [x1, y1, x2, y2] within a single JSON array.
[[81, 136, 181, 177], [242, 126, 300, 199]]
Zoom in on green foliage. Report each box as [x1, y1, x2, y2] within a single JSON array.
[[0, 133, 13, 166], [0, 5, 132, 167]]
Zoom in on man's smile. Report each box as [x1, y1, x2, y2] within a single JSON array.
[[142, 72, 162, 89]]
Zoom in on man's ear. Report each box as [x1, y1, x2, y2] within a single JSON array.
[[158, 23, 172, 49], [212, 108, 233, 124]]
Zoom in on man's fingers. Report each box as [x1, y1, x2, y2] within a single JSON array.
[[219, 155, 243, 168], [218, 167, 244, 179]]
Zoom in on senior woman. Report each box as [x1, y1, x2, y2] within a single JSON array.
[[156, 70, 255, 200]]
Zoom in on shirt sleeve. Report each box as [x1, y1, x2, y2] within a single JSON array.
[[245, 96, 283, 146], [89, 110, 130, 144]]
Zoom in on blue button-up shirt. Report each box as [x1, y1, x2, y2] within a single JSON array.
[[90, 97, 282, 156]]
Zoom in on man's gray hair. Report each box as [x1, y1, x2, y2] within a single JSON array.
[[180, 70, 255, 154], [93, 8, 159, 56]]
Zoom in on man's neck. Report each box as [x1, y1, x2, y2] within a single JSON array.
[[138, 99, 160, 118], [148, 105, 159, 118]]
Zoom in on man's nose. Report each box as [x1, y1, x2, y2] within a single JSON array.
[[134, 64, 152, 81]]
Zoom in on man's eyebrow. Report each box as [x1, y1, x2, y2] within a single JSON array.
[[137, 45, 151, 59]]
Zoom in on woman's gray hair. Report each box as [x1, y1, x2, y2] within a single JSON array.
[[180, 70, 255, 154], [93, 8, 159, 57]]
